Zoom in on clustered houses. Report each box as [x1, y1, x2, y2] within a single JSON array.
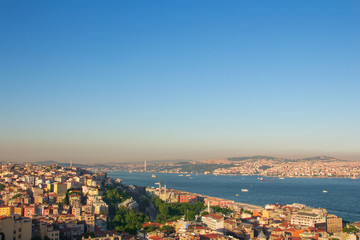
[[211, 159, 360, 178], [80, 157, 360, 179], [1, 163, 360, 240], [147, 203, 357, 240], [135, 202, 358, 240], [146, 187, 359, 240], [146, 184, 235, 207], [0, 163, 110, 240]]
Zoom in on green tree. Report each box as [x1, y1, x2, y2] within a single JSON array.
[[185, 210, 196, 221], [155, 213, 167, 223], [12, 193, 22, 199], [145, 224, 158, 233], [151, 197, 206, 223], [159, 204, 169, 217], [211, 206, 232, 215], [201, 211, 209, 216], [160, 225, 175, 234], [109, 206, 148, 235], [343, 225, 359, 233]]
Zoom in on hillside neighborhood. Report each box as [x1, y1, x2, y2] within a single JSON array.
[[0, 163, 359, 240]]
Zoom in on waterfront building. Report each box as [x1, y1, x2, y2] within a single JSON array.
[[178, 193, 198, 203], [202, 213, 225, 232], [291, 212, 326, 227], [326, 214, 343, 233], [204, 198, 234, 208]]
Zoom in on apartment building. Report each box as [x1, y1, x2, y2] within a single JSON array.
[[0, 215, 32, 240], [0, 206, 14, 216], [202, 213, 224, 232], [326, 214, 343, 233], [291, 212, 326, 227]]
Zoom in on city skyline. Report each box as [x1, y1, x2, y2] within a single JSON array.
[[1, 1, 360, 163]]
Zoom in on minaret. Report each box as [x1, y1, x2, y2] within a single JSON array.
[[144, 160, 147, 172]]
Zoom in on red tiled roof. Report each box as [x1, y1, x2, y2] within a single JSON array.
[[273, 228, 284, 232], [194, 226, 209, 229], [201, 233, 221, 239], [149, 236, 163, 240], [204, 213, 223, 220], [143, 222, 162, 228]]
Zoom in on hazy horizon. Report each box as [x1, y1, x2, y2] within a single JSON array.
[[1, 1, 359, 163], [4, 152, 360, 165]]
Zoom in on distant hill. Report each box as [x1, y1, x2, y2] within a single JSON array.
[[33, 160, 86, 168], [227, 155, 344, 163], [33, 160, 62, 165], [227, 155, 287, 162], [294, 156, 345, 162]]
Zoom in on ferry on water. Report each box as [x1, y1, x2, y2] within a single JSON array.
[[259, 177, 275, 181]]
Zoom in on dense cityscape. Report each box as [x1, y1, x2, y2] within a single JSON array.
[[0, 163, 359, 240], [74, 156, 360, 179], [2, 1, 360, 240]]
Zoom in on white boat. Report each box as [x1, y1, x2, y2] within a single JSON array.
[[178, 174, 183, 176], [322, 190, 328, 193], [186, 174, 191, 176], [235, 194, 239, 196], [279, 177, 285, 179], [241, 189, 249, 192], [151, 175, 156, 178]]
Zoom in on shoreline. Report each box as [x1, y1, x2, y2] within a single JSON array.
[[116, 170, 359, 180], [108, 170, 360, 222]]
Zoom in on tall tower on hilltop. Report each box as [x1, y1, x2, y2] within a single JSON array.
[[144, 160, 147, 172]]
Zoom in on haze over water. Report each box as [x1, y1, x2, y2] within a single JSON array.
[[108, 171, 360, 222]]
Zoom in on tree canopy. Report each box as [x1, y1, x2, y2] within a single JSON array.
[[152, 197, 206, 223]]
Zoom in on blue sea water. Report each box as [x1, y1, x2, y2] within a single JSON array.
[[107, 171, 360, 222]]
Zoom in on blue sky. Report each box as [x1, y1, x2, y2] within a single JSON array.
[[1, 1, 359, 163]]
